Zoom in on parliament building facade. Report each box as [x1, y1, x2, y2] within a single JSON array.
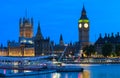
[[0, 6, 90, 57]]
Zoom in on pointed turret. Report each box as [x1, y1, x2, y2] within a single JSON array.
[[59, 34, 64, 45], [104, 33, 107, 38], [78, 5, 89, 24], [82, 5, 86, 14], [34, 22, 50, 56], [35, 22, 43, 40], [80, 5, 88, 20]]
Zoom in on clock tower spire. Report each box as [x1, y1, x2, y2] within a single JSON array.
[[78, 5, 89, 49]]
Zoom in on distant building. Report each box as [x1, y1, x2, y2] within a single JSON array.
[[59, 34, 64, 46], [19, 17, 34, 44], [0, 17, 51, 57], [7, 17, 35, 56], [53, 35, 79, 61], [78, 5, 90, 50], [34, 22, 50, 56], [53, 34, 66, 57], [0, 44, 8, 56], [95, 32, 120, 54]]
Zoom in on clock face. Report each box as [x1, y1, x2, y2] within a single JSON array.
[[79, 23, 82, 28], [84, 23, 88, 28]]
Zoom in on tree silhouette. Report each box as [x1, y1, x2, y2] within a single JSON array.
[[83, 45, 89, 57], [83, 45, 96, 57], [115, 44, 120, 56], [102, 43, 112, 57]]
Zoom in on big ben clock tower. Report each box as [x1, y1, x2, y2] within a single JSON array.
[[78, 5, 89, 49]]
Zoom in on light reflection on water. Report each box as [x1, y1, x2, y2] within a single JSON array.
[[52, 73, 61, 78], [51, 71, 90, 78], [1, 64, 120, 78], [82, 64, 120, 78], [0, 69, 84, 78]]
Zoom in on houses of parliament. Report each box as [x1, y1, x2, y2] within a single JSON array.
[[0, 6, 90, 57]]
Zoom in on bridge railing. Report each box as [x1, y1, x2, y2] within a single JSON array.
[[62, 58, 120, 64]]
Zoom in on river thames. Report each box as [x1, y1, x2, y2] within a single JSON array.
[[1, 64, 120, 78]]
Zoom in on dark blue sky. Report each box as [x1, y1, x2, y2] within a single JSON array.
[[0, 0, 120, 46]]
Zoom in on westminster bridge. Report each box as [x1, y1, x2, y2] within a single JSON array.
[[61, 58, 120, 64]]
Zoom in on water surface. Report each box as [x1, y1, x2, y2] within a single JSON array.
[[0, 64, 120, 78]]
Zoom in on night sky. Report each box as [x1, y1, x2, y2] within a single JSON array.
[[0, 0, 120, 46]]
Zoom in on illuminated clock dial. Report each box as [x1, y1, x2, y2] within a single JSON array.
[[84, 23, 88, 28], [79, 23, 82, 28]]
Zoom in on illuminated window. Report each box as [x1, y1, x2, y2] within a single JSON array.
[[26, 33, 30, 38], [28, 40, 33, 44], [23, 40, 27, 43]]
